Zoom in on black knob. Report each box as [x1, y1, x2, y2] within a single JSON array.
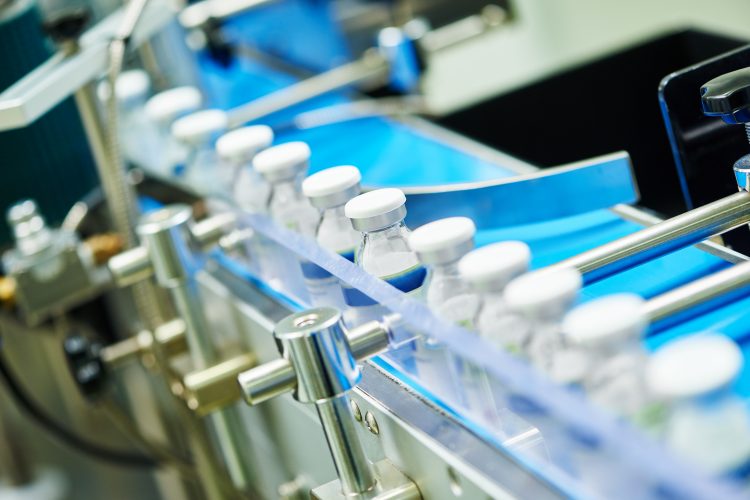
[[75, 361, 106, 398], [63, 334, 106, 399], [700, 68, 750, 125], [41, 7, 91, 45], [63, 335, 90, 365]]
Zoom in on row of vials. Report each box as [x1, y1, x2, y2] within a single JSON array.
[[107, 70, 750, 482]]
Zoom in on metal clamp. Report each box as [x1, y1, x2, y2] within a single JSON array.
[[238, 307, 420, 500], [99, 318, 188, 368], [107, 204, 252, 490], [184, 352, 256, 416], [108, 209, 249, 287]]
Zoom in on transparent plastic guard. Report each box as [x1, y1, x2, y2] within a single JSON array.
[[226, 210, 746, 500]]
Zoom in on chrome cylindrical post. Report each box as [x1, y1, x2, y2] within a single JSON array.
[[238, 320, 391, 406], [555, 191, 750, 284], [316, 395, 375, 496], [274, 308, 376, 496], [135, 205, 251, 491]]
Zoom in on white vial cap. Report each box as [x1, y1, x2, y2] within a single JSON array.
[[504, 267, 582, 317], [409, 217, 475, 265], [98, 70, 151, 104], [302, 166, 362, 209], [253, 142, 311, 183], [216, 125, 274, 164], [562, 294, 647, 346], [345, 188, 406, 232], [145, 86, 203, 125], [646, 334, 742, 399], [458, 241, 531, 293], [171, 109, 228, 145]]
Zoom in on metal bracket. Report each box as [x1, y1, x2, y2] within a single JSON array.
[[0, 0, 176, 131], [108, 204, 254, 490], [238, 307, 421, 499], [183, 352, 256, 416]]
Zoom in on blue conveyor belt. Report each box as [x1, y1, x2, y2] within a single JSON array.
[[198, 46, 750, 396]]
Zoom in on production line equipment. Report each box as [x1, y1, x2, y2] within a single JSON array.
[[4, 0, 750, 499]]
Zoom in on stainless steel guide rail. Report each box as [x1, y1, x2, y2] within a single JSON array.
[[644, 259, 750, 323], [556, 190, 750, 284]]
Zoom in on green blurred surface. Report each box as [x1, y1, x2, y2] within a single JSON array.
[[0, 0, 98, 247]]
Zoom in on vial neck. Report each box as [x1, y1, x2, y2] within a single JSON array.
[[183, 138, 216, 166], [321, 205, 347, 221], [431, 259, 462, 279], [526, 311, 565, 338], [479, 290, 507, 316], [358, 220, 418, 276], [364, 220, 408, 242], [318, 205, 359, 255], [271, 178, 303, 199], [594, 335, 642, 358]]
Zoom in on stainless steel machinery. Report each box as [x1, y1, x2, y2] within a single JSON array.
[[3, 1, 750, 499]]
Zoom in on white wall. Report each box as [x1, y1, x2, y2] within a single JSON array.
[[423, 0, 750, 113]]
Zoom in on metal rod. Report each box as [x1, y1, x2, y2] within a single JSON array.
[[239, 321, 390, 406], [135, 206, 253, 495], [315, 394, 376, 496], [555, 191, 750, 284], [180, 0, 277, 29], [644, 260, 750, 323], [171, 283, 219, 368], [226, 51, 389, 127], [170, 282, 252, 491]]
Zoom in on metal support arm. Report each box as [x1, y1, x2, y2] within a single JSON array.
[[238, 307, 420, 500]]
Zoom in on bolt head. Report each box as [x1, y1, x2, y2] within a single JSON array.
[[364, 411, 379, 435], [701, 68, 750, 124], [735, 154, 750, 192], [350, 400, 363, 422]]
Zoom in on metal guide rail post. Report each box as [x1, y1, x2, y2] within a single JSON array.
[[238, 307, 420, 500], [109, 205, 255, 493]]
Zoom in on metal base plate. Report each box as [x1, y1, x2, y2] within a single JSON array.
[[311, 460, 421, 500]]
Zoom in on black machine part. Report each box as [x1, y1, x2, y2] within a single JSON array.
[[659, 44, 750, 254]]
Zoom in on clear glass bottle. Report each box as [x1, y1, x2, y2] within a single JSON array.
[[144, 86, 202, 175], [459, 241, 531, 354], [171, 109, 228, 193], [562, 294, 661, 426], [301, 165, 362, 309], [409, 217, 495, 415], [504, 267, 588, 386], [410, 217, 480, 327], [254, 142, 319, 236], [646, 334, 750, 478], [252, 142, 319, 297], [344, 188, 425, 324], [215, 125, 273, 212]]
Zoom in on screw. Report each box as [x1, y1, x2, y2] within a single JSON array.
[[364, 411, 379, 435], [171, 381, 185, 397], [350, 399, 362, 422]]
